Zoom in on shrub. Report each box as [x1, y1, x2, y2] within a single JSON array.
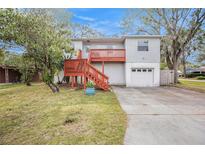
[[196, 76, 205, 80], [42, 69, 53, 84], [18, 57, 35, 86], [160, 63, 168, 70], [86, 81, 94, 88], [186, 73, 205, 78]]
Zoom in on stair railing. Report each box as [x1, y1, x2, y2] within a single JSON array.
[[85, 63, 108, 86]]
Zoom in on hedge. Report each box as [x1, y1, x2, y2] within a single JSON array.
[[186, 73, 205, 78]]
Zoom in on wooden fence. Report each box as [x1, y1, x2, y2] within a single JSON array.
[[160, 70, 174, 85]]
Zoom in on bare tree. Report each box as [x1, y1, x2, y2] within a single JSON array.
[[71, 23, 105, 38], [181, 31, 204, 77], [121, 8, 205, 83], [197, 33, 205, 63]]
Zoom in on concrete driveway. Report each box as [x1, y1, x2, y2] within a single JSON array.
[[112, 86, 205, 144]]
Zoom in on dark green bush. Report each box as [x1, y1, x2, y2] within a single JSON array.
[[186, 73, 205, 78], [196, 76, 205, 80]]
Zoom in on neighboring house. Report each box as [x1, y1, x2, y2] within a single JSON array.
[[0, 65, 21, 83], [0, 65, 41, 83], [186, 67, 205, 75], [62, 35, 161, 89]]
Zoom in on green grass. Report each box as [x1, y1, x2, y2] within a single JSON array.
[[177, 79, 205, 93], [0, 83, 23, 90], [0, 83, 127, 144]]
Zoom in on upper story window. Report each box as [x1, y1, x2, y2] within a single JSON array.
[[138, 40, 149, 51]]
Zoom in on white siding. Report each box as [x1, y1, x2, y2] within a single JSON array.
[[124, 37, 160, 87], [72, 41, 83, 51], [84, 43, 124, 49], [92, 62, 125, 85], [125, 38, 160, 63]]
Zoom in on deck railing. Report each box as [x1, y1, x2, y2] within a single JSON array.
[[89, 49, 126, 62], [64, 59, 87, 76], [85, 62, 109, 84], [64, 59, 108, 82]]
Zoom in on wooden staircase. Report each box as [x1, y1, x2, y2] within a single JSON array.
[[85, 62, 109, 90], [64, 59, 109, 91]]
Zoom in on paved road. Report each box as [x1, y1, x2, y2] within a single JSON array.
[[112, 86, 205, 144]]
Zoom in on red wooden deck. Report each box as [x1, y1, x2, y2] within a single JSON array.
[[64, 49, 126, 91]]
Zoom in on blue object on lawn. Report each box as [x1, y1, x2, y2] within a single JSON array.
[[85, 88, 95, 95]]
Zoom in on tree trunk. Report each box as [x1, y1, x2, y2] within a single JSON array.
[[58, 75, 60, 83], [182, 50, 186, 78], [165, 50, 174, 70], [52, 83, 59, 92], [166, 53, 179, 83], [173, 56, 178, 83], [47, 82, 59, 93]]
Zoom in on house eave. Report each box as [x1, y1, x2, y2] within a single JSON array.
[[71, 37, 125, 43], [122, 35, 163, 39], [71, 35, 163, 43]]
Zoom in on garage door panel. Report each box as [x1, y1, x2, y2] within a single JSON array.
[[131, 68, 154, 87]]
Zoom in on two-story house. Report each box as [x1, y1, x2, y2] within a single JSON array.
[[62, 35, 161, 90]]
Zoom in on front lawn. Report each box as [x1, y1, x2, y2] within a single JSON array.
[[0, 83, 23, 90], [0, 83, 127, 144], [176, 79, 205, 93]]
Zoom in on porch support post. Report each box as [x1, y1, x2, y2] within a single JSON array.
[[102, 61, 104, 74], [75, 76, 78, 87], [71, 76, 74, 88], [80, 76, 83, 85], [5, 68, 9, 83], [84, 76, 87, 91]]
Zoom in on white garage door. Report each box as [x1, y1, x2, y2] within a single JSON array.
[[131, 68, 154, 87]]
